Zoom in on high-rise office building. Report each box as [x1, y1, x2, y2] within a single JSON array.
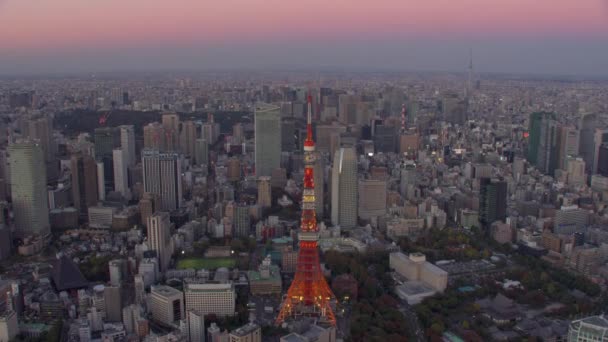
[[232, 205, 250, 238], [579, 113, 599, 174], [254, 104, 281, 177], [150, 285, 184, 327], [162, 113, 180, 152], [143, 122, 167, 151], [180, 120, 197, 158], [194, 139, 208, 166], [119, 125, 136, 167], [9, 141, 50, 237], [567, 157, 587, 186], [479, 178, 507, 228], [147, 212, 172, 273], [113, 148, 129, 198], [71, 154, 99, 217], [537, 115, 559, 175], [592, 129, 608, 174], [94, 127, 121, 192], [331, 146, 358, 229], [527, 112, 555, 166], [142, 149, 182, 211], [567, 315, 608, 342], [556, 126, 580, 170], [257, 177, 272, 209], [103, 285, 122, 322], [184, 281, 236, 317], [139, 192, 160, 227], [186, 310, 205, 342], [23, 116, 54, 162], [597, 143, 608, 177], [358, 179, 387, 220], [226, 158, 241, 182]]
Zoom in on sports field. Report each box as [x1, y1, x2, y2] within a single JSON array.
[[176, 257, 236, 270]]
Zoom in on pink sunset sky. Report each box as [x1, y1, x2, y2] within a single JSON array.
[[1, 0, 608, 74]]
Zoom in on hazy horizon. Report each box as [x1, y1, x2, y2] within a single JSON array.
[[2, 0, 608, 76]]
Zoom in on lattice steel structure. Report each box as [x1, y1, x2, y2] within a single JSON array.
[[275, 95, 336, 326]]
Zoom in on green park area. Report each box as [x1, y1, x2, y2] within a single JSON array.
[[176, 257, 236, 270]]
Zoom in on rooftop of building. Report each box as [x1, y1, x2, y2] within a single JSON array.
[[151, 285, 182, 297], [230, 322, 260, 337]]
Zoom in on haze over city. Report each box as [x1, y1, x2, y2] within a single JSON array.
[[1, 0, 608, 75]]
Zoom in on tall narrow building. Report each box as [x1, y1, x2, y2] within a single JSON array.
[[119, 125, 136, 167], [94, 127, 121, 192], [9, 141, 50, 237], [556, 126, 580, 170], [331, 146, 358, 229], [179, 120, 197, 158], [71, 154, 99, 217], [161, 113, 180, 152], [479, 178, 507, 228], [113, 148, 129, 198], [147, 212, 172, 273], [579, 113, 598, 174], [142, 149, 182, 211], [194, 139, 208, 167], [254, 104, 281, 177]]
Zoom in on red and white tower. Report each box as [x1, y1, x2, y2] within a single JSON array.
[[275, 95, 336, 326]]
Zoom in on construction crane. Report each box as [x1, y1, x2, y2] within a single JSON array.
[[98, 112, 111, 126]]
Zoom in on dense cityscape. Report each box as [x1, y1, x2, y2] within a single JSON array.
[[1, 0, 608, 341], [0, 68, 605, 342]]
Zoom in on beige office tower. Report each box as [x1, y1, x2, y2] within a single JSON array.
[[162, 113, 180, 152], [314, 153, 324, 218], [556, 126, 579, 170], [113, 148, 129, 198], [254, 104, 281, 177], [119, 125, 136, 167], [180, 120, 197, 158], [257, 176, 272, 209], [186, 310, 205, 342], [358, 179, 387, 220], [184, 281, 236, 317], [566, 157, 586, 186], [194, 139, 209, 167], [139, 192, 160, 227], [142, 149, 183, 211], [150, 285, 184, 327], [8, 141, 50, 237], [143, 122, 167, 151], [227, 157, 241, 182], [331, 146, 358, 229], [147, 212, 172, 273]]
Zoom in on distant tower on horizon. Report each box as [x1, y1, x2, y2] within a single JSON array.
[[466, 48, 474, 98]]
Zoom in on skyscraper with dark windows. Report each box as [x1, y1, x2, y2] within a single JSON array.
[[479, 178, 507, 229]]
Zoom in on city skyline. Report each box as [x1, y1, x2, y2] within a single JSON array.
[[1, 0, 608, 75]]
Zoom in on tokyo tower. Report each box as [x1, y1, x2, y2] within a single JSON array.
[[275, 95, 336, 326]]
